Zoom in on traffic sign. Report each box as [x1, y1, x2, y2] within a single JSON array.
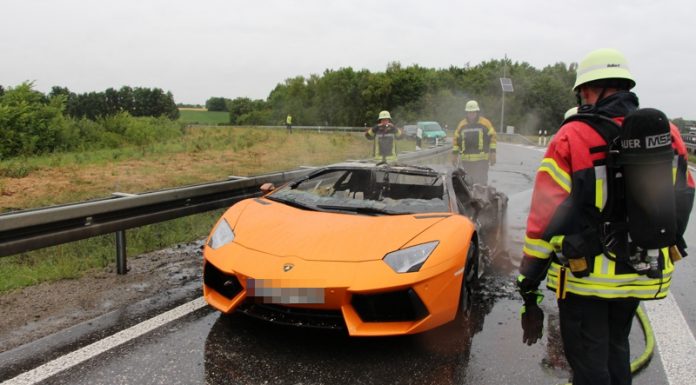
[[500, 77, 513, 92]]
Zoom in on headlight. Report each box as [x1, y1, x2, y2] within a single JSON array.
[[383, 241, 439, 273], [208, 219, 235, 249]]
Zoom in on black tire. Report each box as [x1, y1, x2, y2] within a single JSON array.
[[465, 239, 480, 285], [458, 240, 478, 318]]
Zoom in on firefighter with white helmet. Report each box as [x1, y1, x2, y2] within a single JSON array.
[[517, 48, 694, 385], [365, 110, 403, 163], [452, 100, 497, 184]]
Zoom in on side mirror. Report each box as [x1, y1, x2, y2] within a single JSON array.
[[260, 182, 275, 193]]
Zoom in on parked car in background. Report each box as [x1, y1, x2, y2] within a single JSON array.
[[403, 124, 418, 138], [417, 121, 447, 142]]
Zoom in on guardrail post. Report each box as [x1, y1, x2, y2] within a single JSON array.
[[116, 230, 127, 275]]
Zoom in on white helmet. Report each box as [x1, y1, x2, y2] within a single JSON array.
[[573, 48, 635, 91], [465, 100, 480, 112], [378, 110, 392, 121]]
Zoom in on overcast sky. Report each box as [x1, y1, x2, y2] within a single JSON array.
[[3, 0, 695, 119]]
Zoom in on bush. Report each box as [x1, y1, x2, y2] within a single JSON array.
[[124, 115, 182, 146], [0, 83, 66, 159]]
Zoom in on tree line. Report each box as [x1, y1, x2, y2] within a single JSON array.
[[48, 86, 179, 120], [207, 60, 581, 134], [3, 57, 693, 160], [0, 83, 181, 159]]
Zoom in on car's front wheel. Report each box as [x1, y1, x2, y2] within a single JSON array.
[[458, 239, 478, 318]]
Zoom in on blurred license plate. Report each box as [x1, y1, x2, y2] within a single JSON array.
[[247, 280, 325, 304]]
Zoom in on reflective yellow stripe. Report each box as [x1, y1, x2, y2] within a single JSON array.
[[549, 235, 564, 251], [550, 262, 673, 285], [607, 257, 616, 275], [548, 275, 670, 299], [594, 254, 604, 275], [547, 249, 673, 299], [460, 153, 489, 161], [538, 158, 571, 193], [523, 236, 553, 259], [594, 254, 615, 276], [478, 130, 483, 151], [594, 165, 607, 210], [673, 155, 679, 185]]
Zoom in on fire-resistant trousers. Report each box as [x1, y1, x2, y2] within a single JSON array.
[[460, 159, 489, 185], [557, 294, 639, 385]]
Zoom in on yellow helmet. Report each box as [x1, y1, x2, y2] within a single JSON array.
[[465, 100, 480, 112], [573, 48, 635, 91], [378, 110, 392, 121], [564, 107, 578, 119]]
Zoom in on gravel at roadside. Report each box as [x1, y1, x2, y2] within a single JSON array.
[[0, 240, 205, 353]]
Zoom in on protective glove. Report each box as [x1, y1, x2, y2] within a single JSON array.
[[517, 274, 544, 345], [521, 303, 544, 345], [489, 151, 496, 166]]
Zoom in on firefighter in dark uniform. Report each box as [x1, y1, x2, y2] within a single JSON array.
[[452, 100, 497, 184], [365, 110, 402, 164], [517, 48, 694, 385]]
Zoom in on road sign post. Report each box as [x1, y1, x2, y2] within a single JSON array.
[[500, 77, 514, 134]]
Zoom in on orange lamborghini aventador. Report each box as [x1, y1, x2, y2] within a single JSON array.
[[203, 163, 507, 336]]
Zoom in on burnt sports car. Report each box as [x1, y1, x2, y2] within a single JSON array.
[[203, 162, 507, 336]]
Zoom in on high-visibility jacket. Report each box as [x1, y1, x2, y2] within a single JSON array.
[[453, 116, 497, 161], [519, 92, 695, 300], [365, 124, 402, 162]]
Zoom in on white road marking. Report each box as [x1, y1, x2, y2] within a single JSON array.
[[1, 297, 207, 385], [642, 295, 696, 385]]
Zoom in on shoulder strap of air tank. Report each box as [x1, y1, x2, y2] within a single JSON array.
[[562, 113, 622, 154]]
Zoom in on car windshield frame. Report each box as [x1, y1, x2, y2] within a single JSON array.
[[422, 123, 443, 132], [266, 166, 451, 215]]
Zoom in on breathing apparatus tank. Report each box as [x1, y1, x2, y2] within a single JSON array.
[[619, 108, 676, 278]]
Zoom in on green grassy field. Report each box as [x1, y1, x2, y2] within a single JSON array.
[[178, 109, 230, 125]]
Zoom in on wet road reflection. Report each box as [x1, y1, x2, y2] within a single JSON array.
[[204, 291, 495, 385], [202, 267, 575, 384]]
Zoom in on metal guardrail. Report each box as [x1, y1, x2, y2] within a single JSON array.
[[0, 144, 451, 272], [497, 132, 539, 146], [0, 169, 313, 259], [682, 133, 696, 153], [187, 124, 366, 133]]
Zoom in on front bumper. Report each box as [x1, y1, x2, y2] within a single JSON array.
[[203, 244, 464, 336]]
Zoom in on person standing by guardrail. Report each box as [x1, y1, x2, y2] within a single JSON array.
[[286, 114, 293, 133], [365, 110, 403, 164], [452, 100, 497, 184]]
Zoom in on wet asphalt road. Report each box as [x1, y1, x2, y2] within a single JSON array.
[[5, 142, 696, 385]]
